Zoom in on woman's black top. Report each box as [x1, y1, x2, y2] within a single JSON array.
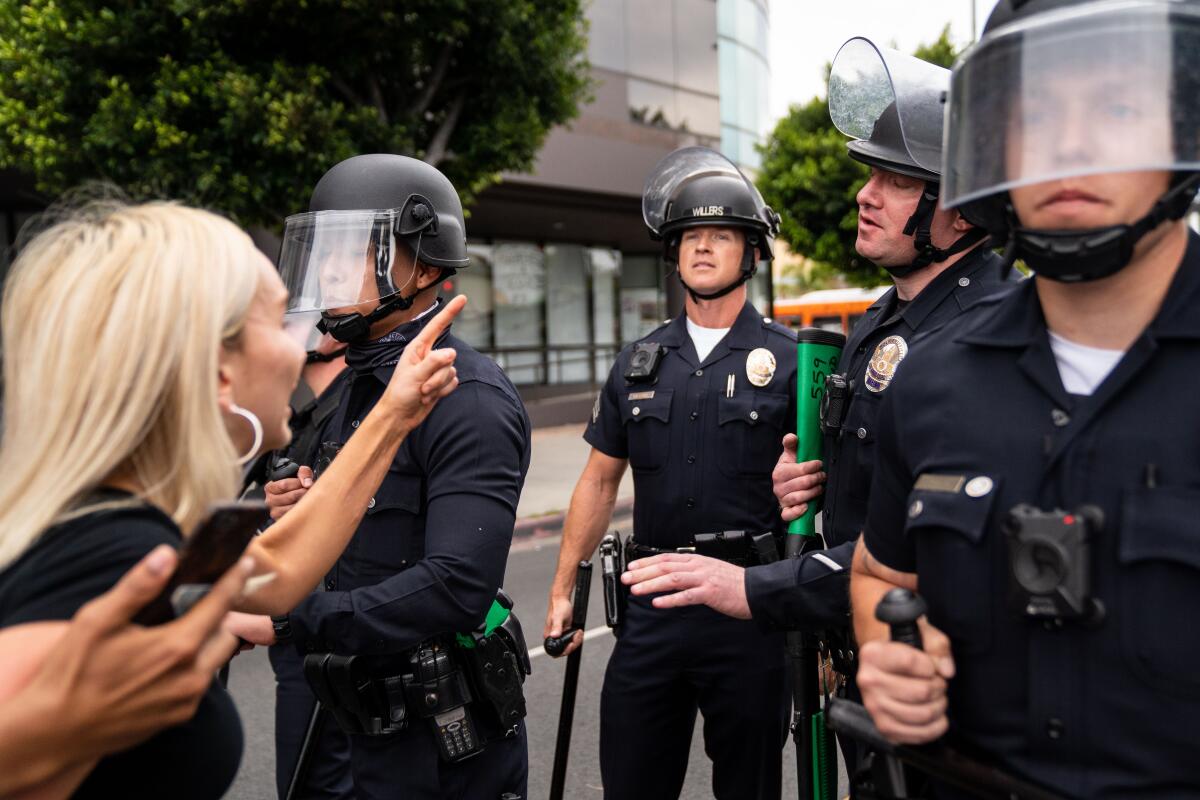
[[0, 495, 243, 799]]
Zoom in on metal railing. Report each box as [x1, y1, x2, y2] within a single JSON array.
[[477, 343, 620, 387]]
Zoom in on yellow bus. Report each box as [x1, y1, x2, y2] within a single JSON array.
[[773, 286, 890, 335]]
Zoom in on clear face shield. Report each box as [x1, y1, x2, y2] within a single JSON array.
[[277, 209, 417, 316], [828, 36, 951, 175], [641, 146, 774, 238], [942, 0, 1200, 210]]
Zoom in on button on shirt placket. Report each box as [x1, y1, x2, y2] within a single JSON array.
[[686, 363, 708, 514]]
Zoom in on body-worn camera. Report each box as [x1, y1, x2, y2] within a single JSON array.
[[1004, 504, 1105, 625], [820, 373, 850, 436], [625, 342, 666, 384]]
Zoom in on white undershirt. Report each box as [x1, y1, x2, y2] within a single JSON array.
[[1048, 331, 1125, 396], [686, 318, 731, 362]]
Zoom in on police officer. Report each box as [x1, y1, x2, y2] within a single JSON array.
[[257, 154, 533, 799], [621, 43, 1013, 781], [544, 146, 794, 799], [850, 1, 1200, 796]]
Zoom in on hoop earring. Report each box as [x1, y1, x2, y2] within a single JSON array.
[[229, 403, 263, 466]]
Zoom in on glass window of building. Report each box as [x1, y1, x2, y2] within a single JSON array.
[[446, 243, 495, 349], [589, 247, 621, 379], [544, 244, 591, 384], [620, 255, 666, 343], [625, 1, 675, 81], [491, 242, 546, 385], [673, 0, 719, 96], [628, 78, 678, 129], [587, 0, 628, 72]]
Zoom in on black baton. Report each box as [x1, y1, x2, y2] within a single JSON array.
[[828, 589, 1066, 800], [547, 561, 593, 800]]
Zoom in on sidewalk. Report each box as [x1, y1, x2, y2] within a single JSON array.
[[514, 423, 634, 537]]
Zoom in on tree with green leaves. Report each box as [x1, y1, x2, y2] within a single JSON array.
[[758, 25, 959, 287], [0, 1, 591, 228]]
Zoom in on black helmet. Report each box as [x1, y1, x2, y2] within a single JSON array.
[[642, 146, 779, 302], [829, 37, 988, 275], [278, 154, 469, 342], [943, 0, 1200, 281], [307, 154, 468, 270]]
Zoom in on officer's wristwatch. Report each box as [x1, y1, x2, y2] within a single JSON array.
[[271, 614, 293, 644]]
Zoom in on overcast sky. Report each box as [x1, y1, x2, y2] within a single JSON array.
[[767, 0, 1001, 126]]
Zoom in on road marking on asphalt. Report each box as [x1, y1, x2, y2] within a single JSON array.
[[526, 624, 613, 660]]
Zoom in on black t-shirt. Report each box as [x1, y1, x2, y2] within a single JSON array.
[[0, 497, 243, 799]]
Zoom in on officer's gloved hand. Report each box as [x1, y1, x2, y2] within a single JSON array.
[[857, 616, 955, 745], [772, 434, 826, 523], [264, 466, 314, 521], [543, 595, 582, 658]]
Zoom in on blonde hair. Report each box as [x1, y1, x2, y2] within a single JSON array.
[[0, 200, 261, 570]]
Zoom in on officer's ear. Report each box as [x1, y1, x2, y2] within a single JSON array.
[[413, 261, 445, 293], [952, 211, 974, 233]]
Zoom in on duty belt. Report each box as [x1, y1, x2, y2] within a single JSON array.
[[626, 529, 780, 567]]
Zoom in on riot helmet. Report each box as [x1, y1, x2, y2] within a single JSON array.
[[278, 154, 469, 342], [942, 0, 1200, 282], [829, 37, 988, 276], [642, 146, 780, 302]]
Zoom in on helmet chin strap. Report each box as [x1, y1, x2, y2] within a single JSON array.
[[1008, 173, 1200, 283], [675, 239, 758, 303], [885, 181, 988, 278]]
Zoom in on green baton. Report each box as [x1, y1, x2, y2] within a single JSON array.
[[786, 328, 845, 553]]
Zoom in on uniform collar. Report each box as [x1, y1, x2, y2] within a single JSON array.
[[959, 229, 1200, 349], [658, 301, 766, 368], [659, 301, 763, 348], [891, 244, 998, 330]]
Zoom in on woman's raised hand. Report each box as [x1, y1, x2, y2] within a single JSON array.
[[382, 295, 466, 426]]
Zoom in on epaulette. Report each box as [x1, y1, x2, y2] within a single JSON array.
[[760, 316, 799, 342]]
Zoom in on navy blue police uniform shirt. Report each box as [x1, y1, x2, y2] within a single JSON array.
[[744, 244, 1015, 632], [586, 301, 797, 547], [861, 230, 1200, 798], [287, 307, 531, 656]]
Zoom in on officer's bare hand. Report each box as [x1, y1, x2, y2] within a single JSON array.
[[773, 434, 825, 522], [542, 595, 582, 658], [223, 612, 276, 649], [264, 466, 314, 521], [622, 553, 751, 620], [857, 617, 955, 745], [382, 295, 466, 424]]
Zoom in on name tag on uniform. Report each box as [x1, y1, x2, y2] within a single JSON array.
[[914, 473, 966, 493], [628, 391, 656, 401]]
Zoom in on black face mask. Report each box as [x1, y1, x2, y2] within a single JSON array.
[[317, 291, 416, 344], [1006, 174, 1200, 282]]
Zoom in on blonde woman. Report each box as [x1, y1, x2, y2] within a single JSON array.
[[0, 200, 465, 799]]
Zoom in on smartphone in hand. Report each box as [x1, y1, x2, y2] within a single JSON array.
[[133, 501, 269, 625]]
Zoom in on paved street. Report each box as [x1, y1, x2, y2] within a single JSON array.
[[225, 423, 847, 798]]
